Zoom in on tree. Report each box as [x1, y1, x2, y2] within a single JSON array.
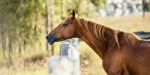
[[0, 0, 45, 61]]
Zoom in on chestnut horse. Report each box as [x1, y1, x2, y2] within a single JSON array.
[[46, 10, 150, 75]]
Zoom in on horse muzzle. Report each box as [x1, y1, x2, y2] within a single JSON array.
[[46, 34, 57, 45]]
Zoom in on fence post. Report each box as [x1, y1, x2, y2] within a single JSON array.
[[48, 38, 80, 75], [60, 38, 80, 75]]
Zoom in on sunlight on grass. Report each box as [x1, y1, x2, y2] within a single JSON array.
[[14, 68, 48, 75], [94, 13, 150, 32], [80, 42, 106, 75], [0, 63, 48, 75]]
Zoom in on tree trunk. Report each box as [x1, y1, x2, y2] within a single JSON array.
[[142, 0, 148, 18], [34, 11, 37, 36], [1, 32, 6, 59], [61, 0, 64, 19], [18, 42, 22, 57], [50, 0, 55, 55], [45, 0, 49, 52], [8, 35, 12, 64]]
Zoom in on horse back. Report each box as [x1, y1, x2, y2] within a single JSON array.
[[124, 40, 150, 75]]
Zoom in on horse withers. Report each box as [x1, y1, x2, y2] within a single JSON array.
[[46, 10, 150, 75]]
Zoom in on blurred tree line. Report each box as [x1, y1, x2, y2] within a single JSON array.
[[0, 0, 105, 63], [0, 0, 45, 63]]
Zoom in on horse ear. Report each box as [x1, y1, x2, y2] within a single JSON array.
[[70, 10, 76, 19]]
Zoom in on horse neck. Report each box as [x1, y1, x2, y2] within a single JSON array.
[[76, 18, 115, 58]]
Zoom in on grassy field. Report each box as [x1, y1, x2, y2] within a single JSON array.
[[0, 13, 150, 75], [80, 42, 106, 75], [95, 13, 150, 32], [0, 62, 48, 75]]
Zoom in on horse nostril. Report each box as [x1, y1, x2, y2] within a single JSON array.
[[46, 36, 49, 39]]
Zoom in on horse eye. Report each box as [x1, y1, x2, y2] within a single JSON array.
[[63, 23, 68, 26]]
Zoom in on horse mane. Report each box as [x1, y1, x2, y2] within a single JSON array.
[[78, 18, 140, 48], [115, 31, 140, 48]]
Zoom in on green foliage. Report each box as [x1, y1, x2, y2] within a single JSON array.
[[0, 0, 106, 64], [0, 0, 45, 46], [90, 0, 105, 7], [0, 0, 46, 63], [54, 0, 105, 20]]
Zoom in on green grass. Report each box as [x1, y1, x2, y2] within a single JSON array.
[[80, 42, 106, 75], [0, 65, 48, 75]]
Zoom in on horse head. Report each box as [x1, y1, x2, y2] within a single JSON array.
[[46, 10, 78, 45]]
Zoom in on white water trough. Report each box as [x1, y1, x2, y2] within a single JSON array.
[[48, 38, 80, 75]]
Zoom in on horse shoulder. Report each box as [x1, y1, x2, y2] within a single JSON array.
[[102, 48, 125, 74]]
